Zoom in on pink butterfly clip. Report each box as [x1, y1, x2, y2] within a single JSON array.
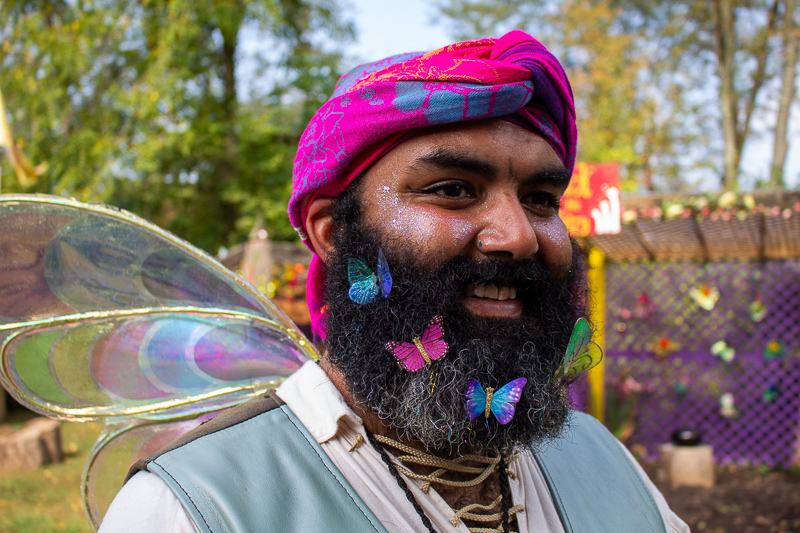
[[385, 315, 448, 372]]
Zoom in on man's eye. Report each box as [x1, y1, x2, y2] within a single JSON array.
[[524, 192, 560, 211], [430, 182, 472, 198]]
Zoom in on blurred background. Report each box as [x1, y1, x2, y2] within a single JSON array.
[[1, 1, 800, 531]]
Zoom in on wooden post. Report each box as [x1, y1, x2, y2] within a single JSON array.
[[587, 247, 606, 422]]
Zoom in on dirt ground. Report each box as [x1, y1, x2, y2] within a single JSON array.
[[642, 463, 800, 532]]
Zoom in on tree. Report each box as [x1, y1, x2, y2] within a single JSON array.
[[771, 0, 799, 187], [435, 0, 703, 193], [611, 0, 798, 190], [0, 0, 353, 251], [436, 0, 800, 191]]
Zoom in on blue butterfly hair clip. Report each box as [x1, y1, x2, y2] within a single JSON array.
[[465, 378, 527, 425], [347, 249, 392, 304]]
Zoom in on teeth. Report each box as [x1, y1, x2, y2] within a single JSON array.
[[469, 284, 517, 301]]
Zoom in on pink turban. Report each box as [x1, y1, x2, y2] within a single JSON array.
[[288, 30, 577, 340]]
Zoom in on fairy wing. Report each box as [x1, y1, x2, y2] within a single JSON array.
[[555, 318, 603, 383], [0, 194, 317, 528], [464, 378, 486, 421], [347, 258, 378, 304], [377, 248, 392, 297], [0, 194, 315, 420], [2, 311, 305, 419], [385, 341, 426, 372], [419, 315, 447, 361], [83, 413, 221, 528], [490, 377, 527, 425]]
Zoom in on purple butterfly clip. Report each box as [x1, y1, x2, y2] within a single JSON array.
[[385, 315, 448, 372], [465, 378, 527, 425]]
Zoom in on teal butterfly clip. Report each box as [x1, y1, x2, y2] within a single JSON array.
[[348, 249, 392, 304], [555, 318, 603, 384]]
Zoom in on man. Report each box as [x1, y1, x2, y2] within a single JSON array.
[[101, 30, 689, 532]]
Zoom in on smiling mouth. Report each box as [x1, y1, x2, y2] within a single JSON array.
[[465, 283, 518, 301]]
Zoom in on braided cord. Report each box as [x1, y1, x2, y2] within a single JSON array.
[[366, 429, 438, 533], [498, 453, 510, 533]]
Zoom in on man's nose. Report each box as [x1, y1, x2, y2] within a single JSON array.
[[475, 193, 539, 260]]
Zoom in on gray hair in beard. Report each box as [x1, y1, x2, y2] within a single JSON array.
[[322, 182, 588, 455]]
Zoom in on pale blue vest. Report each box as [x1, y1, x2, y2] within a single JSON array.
[[131, 393, 666, 532]]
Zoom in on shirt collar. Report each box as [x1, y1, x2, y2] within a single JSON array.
[[276, 360, 363, 443]]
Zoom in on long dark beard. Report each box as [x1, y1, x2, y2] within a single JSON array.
[[322, 195, 588, 455]]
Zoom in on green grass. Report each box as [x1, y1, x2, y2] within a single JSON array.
[[0, 417, 101, 533]]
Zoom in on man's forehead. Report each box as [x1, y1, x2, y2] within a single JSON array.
[[363, 119, 570, 184]]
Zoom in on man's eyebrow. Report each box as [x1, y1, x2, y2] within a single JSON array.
[[411, 147, 496, 178], [524, 165, 572, 189]]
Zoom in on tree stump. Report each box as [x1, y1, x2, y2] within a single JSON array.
[[657, 443, 715, 489], [0, 417, 63, 470]]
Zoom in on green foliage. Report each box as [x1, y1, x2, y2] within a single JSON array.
[[0, 0, 353, 251], [0, 418, 101, 532], [434, 0, 795, 192]]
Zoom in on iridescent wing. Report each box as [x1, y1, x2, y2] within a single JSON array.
[[555, 318, 603, 383], [347, 258, 378, 304], [2, 311, 305, 419], [377, 248, 392, 297], [464, 378, 486, 421], [490, 377, 527, 425], [83, 413, 221, 527], [0, 194, 317, 528]]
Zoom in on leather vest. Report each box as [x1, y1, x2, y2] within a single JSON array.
[[128, 391, 666, 533]]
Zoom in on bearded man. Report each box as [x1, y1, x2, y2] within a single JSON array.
[[100, 31, 689, 533]]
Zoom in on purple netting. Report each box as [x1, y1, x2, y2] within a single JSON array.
[[604, 259, 800, 468]]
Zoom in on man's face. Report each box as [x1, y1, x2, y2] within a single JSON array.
[[356, 118, 574, 315], [322, 118, 584, 454]]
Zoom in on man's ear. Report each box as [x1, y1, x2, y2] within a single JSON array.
[[305, 196, 336, 262]]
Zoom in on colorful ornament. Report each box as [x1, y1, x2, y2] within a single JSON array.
[[763, 341, 786, 361], [554, 318, 603, 384], [749, 296, 767, 322], [633, 292, 655, 321], [385, 316, 448, 372], [648, 336, 680, 359], [762, 385, 779, 403], [711, 340, 735, 363], [347, 249, 392, 304], [719, 393, 737, 418], [465, 378, 527, 424], [689, 285, 720, 311]]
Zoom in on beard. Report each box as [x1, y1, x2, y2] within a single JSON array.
[[322, 203, 587, 455]]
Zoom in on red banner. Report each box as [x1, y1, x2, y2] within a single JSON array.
[[560, 162, 621, 237]]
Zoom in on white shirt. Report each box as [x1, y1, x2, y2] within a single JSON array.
[[100, 361, 689, 532]]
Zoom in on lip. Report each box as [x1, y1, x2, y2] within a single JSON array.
[[461, 296, 523, 318]]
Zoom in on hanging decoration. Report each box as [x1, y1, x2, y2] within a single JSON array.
[[711, 340, 735, 363], [749, 295, 767, 322], [719, 393, 738, 418], [633, 292, 656, 321], [689, 284, 720, 311], [762, 385, 779, 403], [647, 336, 680, 359], [763, 341, 786, 361]]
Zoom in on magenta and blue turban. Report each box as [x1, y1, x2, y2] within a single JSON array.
[[288, 30, 577, 339]]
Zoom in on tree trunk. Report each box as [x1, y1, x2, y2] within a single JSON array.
[[770, 0, 798, 188], [738, 0, 780, 159], [712, 0, 740, 190]]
